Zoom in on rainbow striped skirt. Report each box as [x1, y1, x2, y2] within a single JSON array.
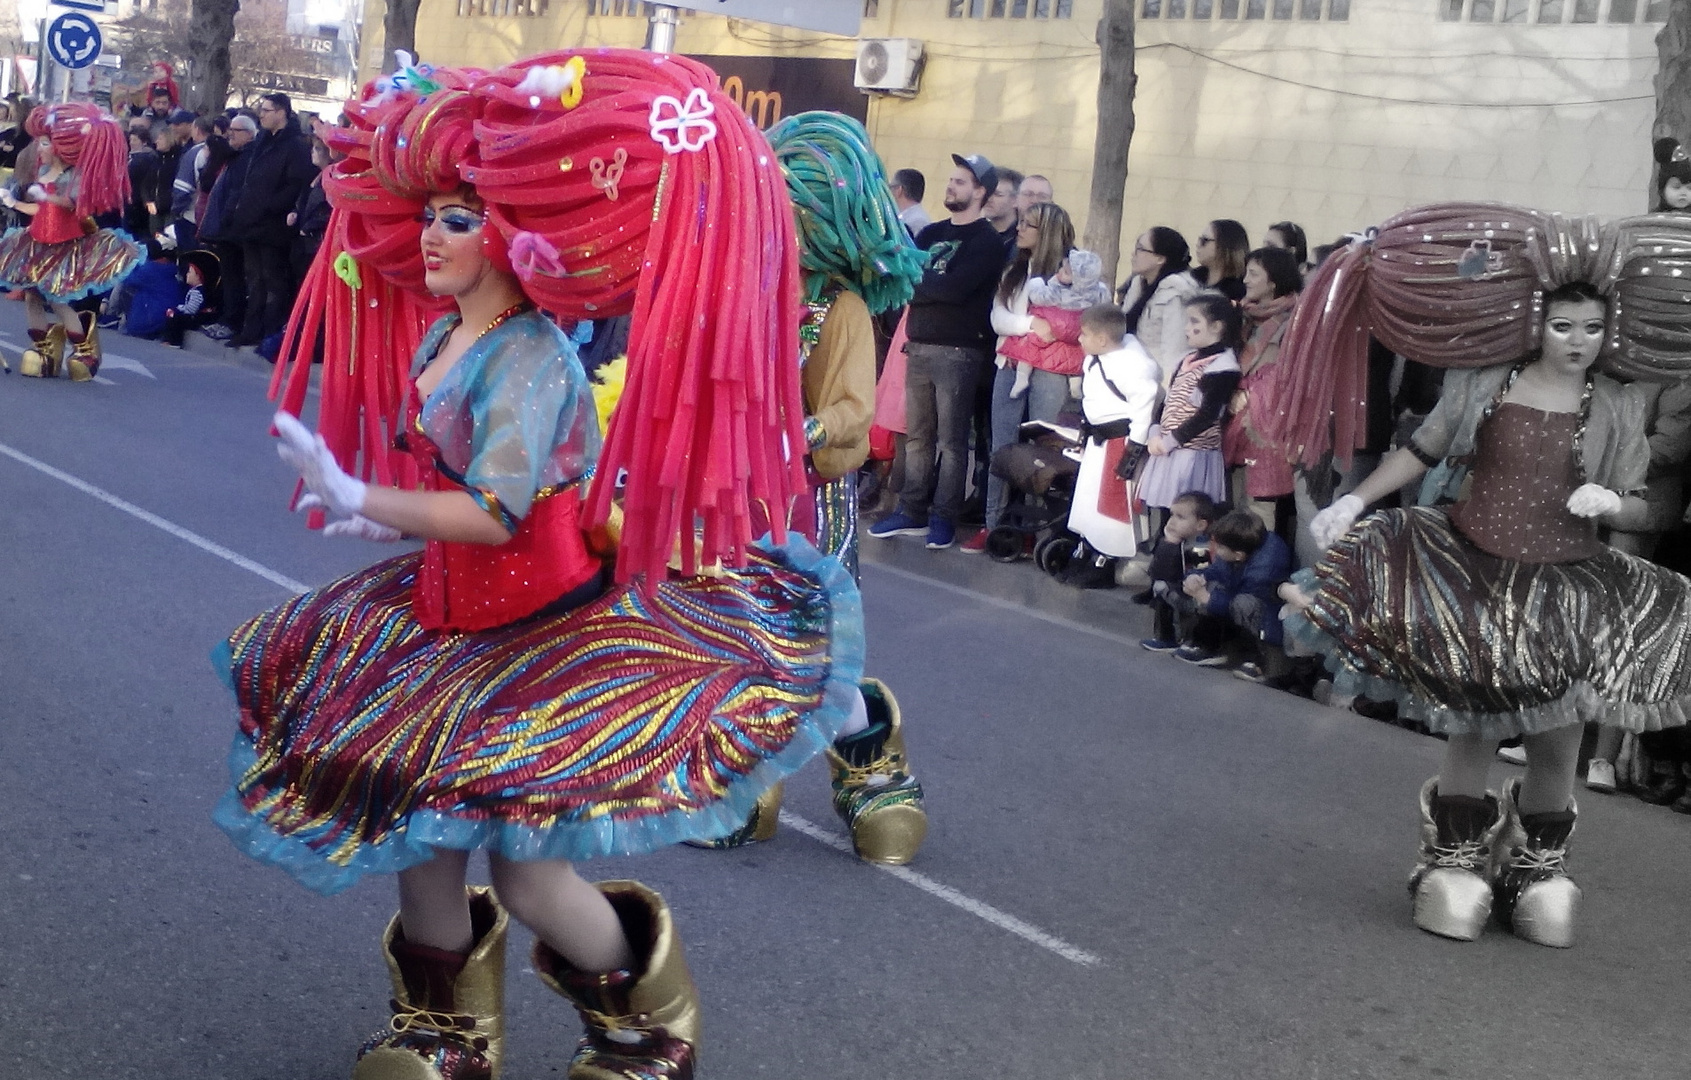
[[213, 540, 863, 895]]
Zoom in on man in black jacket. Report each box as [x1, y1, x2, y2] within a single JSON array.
[[225, 93, 316, 347], [867, 152, 1006, 551]]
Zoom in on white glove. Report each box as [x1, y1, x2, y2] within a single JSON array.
[[315, 507, 402, 542], [25, 183, 45, 202], [274, 410, 367, 518], [1566, 482, 1623, 519], [1309, 494, 1365, 550]]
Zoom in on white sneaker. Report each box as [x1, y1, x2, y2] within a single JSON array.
[[1496, 744, 1528, 766], [1585, 758, 1617, 793]]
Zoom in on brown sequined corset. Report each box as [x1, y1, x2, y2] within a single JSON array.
[[1449, 402, 1603, 564]]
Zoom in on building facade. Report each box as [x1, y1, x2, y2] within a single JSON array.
[[361, 0, 1665, 276]]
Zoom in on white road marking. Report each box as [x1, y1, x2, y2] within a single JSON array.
[[0, 440, 311, 595], [0, 442, 1105, 968], [778, 810, 1103, 967], [98, 352, 157, 379]]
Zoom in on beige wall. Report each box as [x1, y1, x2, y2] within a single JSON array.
[[373, 0, 1661, 280]]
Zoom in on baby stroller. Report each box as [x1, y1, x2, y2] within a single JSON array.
[[984, 420, 1083, 574]]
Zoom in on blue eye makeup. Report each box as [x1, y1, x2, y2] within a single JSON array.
[[420, 206, 485, 235]]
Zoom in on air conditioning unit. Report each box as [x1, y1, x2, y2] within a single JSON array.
[[854, 38, 924, 96]]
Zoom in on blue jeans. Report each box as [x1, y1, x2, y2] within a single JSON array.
[[985, 362, 1070, 529], [900, 343, 988, 523]]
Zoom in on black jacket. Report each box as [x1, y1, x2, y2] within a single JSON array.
[[224, 123, 317, 246], [292, 173, 330, 238], [905, 218, 1006, 350]]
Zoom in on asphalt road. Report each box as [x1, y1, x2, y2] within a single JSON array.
[[3, 304, 1690, 1080]]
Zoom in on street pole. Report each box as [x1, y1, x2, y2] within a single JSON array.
[[644, 3, 679, 54]]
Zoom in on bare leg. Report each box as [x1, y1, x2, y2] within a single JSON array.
[[488, 855, 633, 972], [1438, 734, 1498, 799], [23, 290, 47, 333], [1519, 723, 1583, 815], [396, 847, 474, 952], [50, 301, 81, 335]]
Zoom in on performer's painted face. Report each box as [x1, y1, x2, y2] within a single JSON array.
[[1664, 177, 1691, 210], [1539, 297, 1606, 375], [420, 192, 489, 297], [1183, 307, 1224, 349]]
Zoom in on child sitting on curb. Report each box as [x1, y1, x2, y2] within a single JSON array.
[[1175, 510, 1293, 680], [1140, 490, 1218, 652]]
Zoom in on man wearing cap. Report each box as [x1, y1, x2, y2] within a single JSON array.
[[868, 152, 1007, 551]]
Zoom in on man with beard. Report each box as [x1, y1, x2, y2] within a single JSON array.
[[868, 152, 1005, 551]]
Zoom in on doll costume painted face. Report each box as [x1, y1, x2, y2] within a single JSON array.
[[419, 194, 493, 298]]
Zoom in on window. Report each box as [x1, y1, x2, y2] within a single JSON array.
[[1447, 0, 1665, 20], [948, 0, 1071, 15], [586, 0, 645, 13], [462, 0, 547, 15], [1145, 0, 1345, 19]]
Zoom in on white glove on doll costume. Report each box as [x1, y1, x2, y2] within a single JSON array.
[[1309, 494, 1365, 550], [1565, 482, 1623, 519], [274, 411, 401, 542]]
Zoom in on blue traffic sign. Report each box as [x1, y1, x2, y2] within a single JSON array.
[[46, 12, 101, 70], [49, 0, 109, 12]]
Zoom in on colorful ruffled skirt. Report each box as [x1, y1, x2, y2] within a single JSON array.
[[1287, 507, 1691, 740], [214, 540, 863, 895], [0, 226, 142, 304]]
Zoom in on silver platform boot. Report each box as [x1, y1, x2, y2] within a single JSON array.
[[1494, 778, 1580, 948], [1409, 777, 1505, 941]]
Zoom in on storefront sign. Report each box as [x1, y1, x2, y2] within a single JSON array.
[[689, 54, 866, 128]]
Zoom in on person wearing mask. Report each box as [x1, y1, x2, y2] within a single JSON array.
[[1016, 174, 1054, 215], [868, 152, 1006, 550], [1118, 226, 1200, 383], [225, 93, 315, 347], [196, 112, 257, 341], [1192, 218, 1250, 302], [890, 167, 930, 237]]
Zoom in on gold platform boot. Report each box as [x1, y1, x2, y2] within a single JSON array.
[[67, 312, 101, 382], [354, 886, 508, 1080], [1409, 777, 1506, 942], [534, 880, 700, 1080], [826, 678, 927, 865], [19, 325, 65, 378], [1495, 779, 1580, 948], [683, 783, 783, 849]]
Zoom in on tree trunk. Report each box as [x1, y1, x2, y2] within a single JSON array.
[[1657, 0, 1691, 206], [1084, 0, 1138, 290], [187, 0, 240, 115], [383, 0, 425, 74]]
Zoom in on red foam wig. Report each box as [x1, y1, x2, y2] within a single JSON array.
[[40, 104, 130, 218], [274, 48, 807, 585]]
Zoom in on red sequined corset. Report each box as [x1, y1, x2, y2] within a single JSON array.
[[401, 420, 600, 632], [30, 184, 83, 244], [1449, 402, 1603, 564]]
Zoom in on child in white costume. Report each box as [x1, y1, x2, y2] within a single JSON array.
[[1067, 304, 1163, 565]]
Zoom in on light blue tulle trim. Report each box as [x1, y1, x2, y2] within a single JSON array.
[[211, 536, 866, 896], [0, 226, 145, 304], [1284, 568, 1691, 742]]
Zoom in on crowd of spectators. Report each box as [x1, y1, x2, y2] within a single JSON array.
[[861, 157, 1691, 819], [0, 85, 333, 357]]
